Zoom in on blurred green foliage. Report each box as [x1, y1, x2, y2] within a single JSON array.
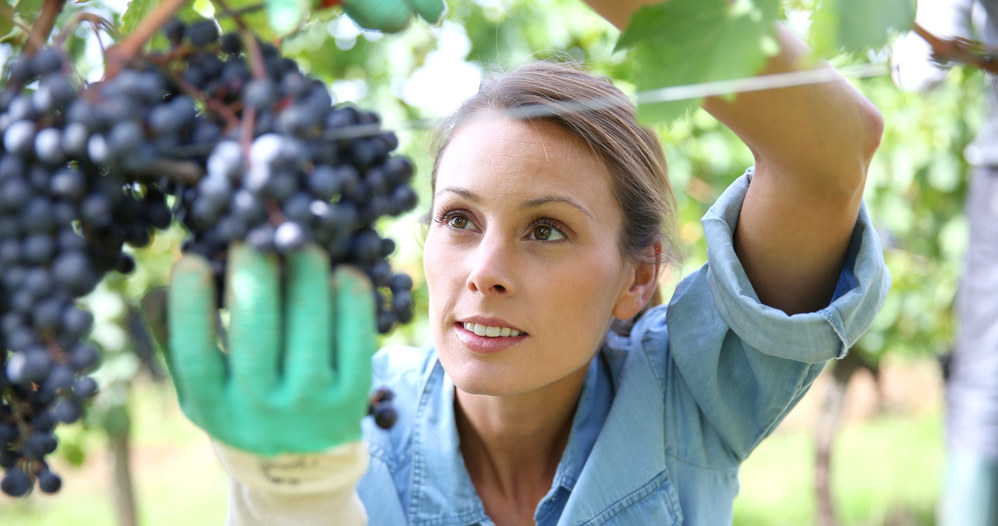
[[0, 0, 984, 513]]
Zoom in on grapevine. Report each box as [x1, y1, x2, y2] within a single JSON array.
[[0, 3, 416, 497]]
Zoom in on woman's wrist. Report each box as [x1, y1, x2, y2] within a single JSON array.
[[212, 440, 369, 495]]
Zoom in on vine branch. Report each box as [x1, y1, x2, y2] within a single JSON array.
[[103, 0, 191, 79], [914, 22, 998, 76], [24, 0, 67, 55]]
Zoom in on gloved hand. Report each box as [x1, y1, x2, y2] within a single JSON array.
[[339, 0, 446, 32], [160, 243, 375, 457]]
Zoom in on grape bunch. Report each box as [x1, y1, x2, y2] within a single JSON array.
[[0, 48, 173, 496], [162, 20, 419, 334]]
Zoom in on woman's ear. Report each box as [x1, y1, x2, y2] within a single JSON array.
[[613, 242, 662, 320]]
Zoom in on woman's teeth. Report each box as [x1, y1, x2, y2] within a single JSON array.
[[463, 322, 521, 338]]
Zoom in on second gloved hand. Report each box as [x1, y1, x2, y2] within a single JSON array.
[[339, 0, 446, 32], [166, 243, 375, 456]]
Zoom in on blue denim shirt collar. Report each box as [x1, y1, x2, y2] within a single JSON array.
[[406, 342, 672, 526]]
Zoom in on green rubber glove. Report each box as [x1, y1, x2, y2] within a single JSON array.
[[340, 0, 446, 32], [164, 243, 375, 456]]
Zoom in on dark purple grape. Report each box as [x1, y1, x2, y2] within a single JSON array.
[[37, 467, 61, 493], [21, 431, 57, 459], [389, 273, 413, 292], [69, 343, 99, 372], [53, 251, 98, 296], [51, 398, 81, 424], [31, 48, 63, 76], [162, 18, 185, 45], [245, 79, 278, 111], [6, 348, 52, 384], [73, 377, 98, 398], [1, 468, 32, 497], [372, 401, 398, 430], [3, 120, 36, 157], [187, 20, 220, 47], [274, 222, 307, 253]]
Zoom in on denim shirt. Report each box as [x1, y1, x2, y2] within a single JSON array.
[[357, 171, 891, 525]]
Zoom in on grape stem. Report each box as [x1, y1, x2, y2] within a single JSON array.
[[55, 13, 116, 55], [218, 2, 267, 19], [212, 0, 269, 168], [914, 22, 998, 75], [23, 0, 67, 56], [103, 0, 191, 79], [146, 159, 207, 185], [164, 68, 242, 131]]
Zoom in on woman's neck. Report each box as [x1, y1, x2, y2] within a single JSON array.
[[454, 361, 590, 524]]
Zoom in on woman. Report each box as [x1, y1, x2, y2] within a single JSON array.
[[165, 1, 890, 524]]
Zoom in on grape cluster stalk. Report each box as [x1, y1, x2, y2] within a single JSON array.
[[0, 17, 416, 497]]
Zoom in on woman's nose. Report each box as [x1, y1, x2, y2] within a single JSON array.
[[465, 235, 515, 296]]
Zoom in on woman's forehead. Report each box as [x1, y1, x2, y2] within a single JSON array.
[[436, 116, 605, 186]]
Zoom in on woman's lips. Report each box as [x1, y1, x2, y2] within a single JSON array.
[[453, 322, 528, 354]]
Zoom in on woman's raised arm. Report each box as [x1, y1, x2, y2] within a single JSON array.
[[584, 0, 884, 315]]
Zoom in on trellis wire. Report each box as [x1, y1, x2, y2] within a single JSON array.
[[321, 62, 890, 141]]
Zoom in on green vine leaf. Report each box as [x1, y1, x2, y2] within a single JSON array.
[[120, 0, 159, 37], [14, 0, 45, 23], [809, 0, 916, 56], [215, 0, 280, 43], [616, 0, 781, 123]]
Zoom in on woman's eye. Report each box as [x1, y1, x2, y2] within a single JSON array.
[[530, 223, 565, 241], [446, 214, 474, 230]]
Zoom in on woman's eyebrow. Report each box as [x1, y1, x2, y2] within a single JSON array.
[[524, 196, 594, 219], [435, 186, 478, 202], [435, 186, 594, 219]]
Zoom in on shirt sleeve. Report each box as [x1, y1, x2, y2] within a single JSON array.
[[638, 170, 891, 465]]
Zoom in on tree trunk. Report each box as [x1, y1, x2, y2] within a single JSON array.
[[106, 403, 138, 526], [814, 349, 868, 526]]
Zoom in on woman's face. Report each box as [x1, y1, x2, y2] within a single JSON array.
[[424, 114, 642, 397]]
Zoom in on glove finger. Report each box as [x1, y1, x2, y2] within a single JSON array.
[[226, 243, 282, 393], [409, 0, 445, 24], [140, 287, 169, 352], [342, 0, 413, 32], [329, 265, 375, 415], [168, 255, 226, 408], [283, 245, 334, 389]]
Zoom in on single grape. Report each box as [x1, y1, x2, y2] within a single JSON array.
[[1, 468, 32, 497]]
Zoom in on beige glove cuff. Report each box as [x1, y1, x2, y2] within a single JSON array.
[[213, 441, 369, 526]]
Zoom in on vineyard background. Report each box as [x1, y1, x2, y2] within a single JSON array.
[[0, 0, 985, 524]]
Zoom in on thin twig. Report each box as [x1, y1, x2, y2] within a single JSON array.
[[212, 0, 250, 31], [55, 12, 116, 53], [104, 0, 190, 79], [165, 69, 242, 131], [218, 2, 266, 19]]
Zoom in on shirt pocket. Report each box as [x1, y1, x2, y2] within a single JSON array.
[[581, 471, 683, 526]]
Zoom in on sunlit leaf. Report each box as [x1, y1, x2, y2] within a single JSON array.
[[13, 0, 45, 23], [616, 0, 781, 123], [809, 0, 916, 56], [216, 0, 280, 43], [264, 0, 310, 35], [120, 0, 159, 36]]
